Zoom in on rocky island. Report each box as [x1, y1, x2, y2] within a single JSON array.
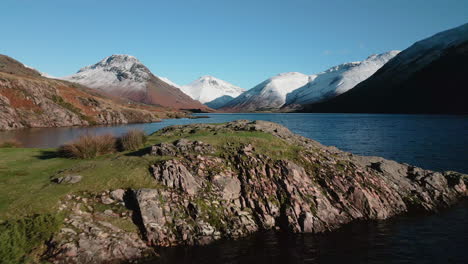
[[0, 120, 466, 263]]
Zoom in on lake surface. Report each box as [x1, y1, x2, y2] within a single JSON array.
[[1, 113, 467, 173], [1, 113, 467, 263]]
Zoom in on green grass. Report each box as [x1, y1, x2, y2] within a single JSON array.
[[0, 213, 63, 264], [0, 124, 308, 262], [147, 129, 304, 161], [0, 148, 162, 220], [0, 126, 303, 220]]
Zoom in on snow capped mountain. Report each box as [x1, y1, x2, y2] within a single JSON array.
[[62, 55, 150, 93], [222, 72, 311, 111], [285, 51, 400, 106], [62, 55, 210, 110], [302, 22, 468, 114], [374, 23, 468, 78], [180, 75, 245, 104]]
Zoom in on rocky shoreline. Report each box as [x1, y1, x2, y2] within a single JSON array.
[[47, 120, 467, 263]]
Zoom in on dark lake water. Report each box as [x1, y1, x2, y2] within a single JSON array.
[[1, 113, 467, 173], [1, 113, 467, 263], [153, 200, 468, 264]]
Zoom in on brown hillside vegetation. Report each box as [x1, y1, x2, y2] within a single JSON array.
[[0, 55, 188, 130]]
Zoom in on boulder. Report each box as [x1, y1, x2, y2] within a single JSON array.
[[151, 160, 201, 195], [53, 175, 82, 184], [110, 189, 125, 202]]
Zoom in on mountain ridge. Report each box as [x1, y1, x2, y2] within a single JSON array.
[[222, 72, 311, 112], [62, 55, 211, 111], [301, 23, 468, 114], [284, 51, 400, 108], [221, 51, 398, 112]]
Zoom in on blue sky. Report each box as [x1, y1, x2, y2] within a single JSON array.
[[1, 0, 467, 88]]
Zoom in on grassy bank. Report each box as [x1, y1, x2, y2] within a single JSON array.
[[0, 126, 301, 220]]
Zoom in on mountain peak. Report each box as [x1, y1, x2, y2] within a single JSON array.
[[104, 54, 140, 64], [79, 54, 144, 73], [106, 54, 138, 60], [63, 54, 151, 92], [61, 55, 209, 110], [196, 75, 222, 86], [180, 76, 244, 104], [198, 75, 217, 80]]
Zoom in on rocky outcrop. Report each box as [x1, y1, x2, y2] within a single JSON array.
[[151, 139, 215, 157], [49, 192, 152, 264], [48, 120, 467, 263], [151, 160, 201, 195], [133, 121, 467, 247]]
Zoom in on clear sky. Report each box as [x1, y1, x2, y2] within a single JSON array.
[[1, 0, 467, 88]]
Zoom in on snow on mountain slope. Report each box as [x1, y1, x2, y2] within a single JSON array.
[[61, 55, 210, 110], [62, 55, 150, 93], [285, 51, 400, 106], [301, 22, 468, 114], [160, 77, 180, 88], [180, 75, 245, 104], [222, 72, 311, 111], [372, 23, 468, 79]]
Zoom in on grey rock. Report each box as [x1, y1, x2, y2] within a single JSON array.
[[212, 173, 241, 200], [110, 189, 125, 202], [103, 210, 114, 216], [151, 159, 201, 195], [53, 175, 82, 184], [101, 196, 114, 205], [151, 139, 214, 157], [49, 195, 151, 264]]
